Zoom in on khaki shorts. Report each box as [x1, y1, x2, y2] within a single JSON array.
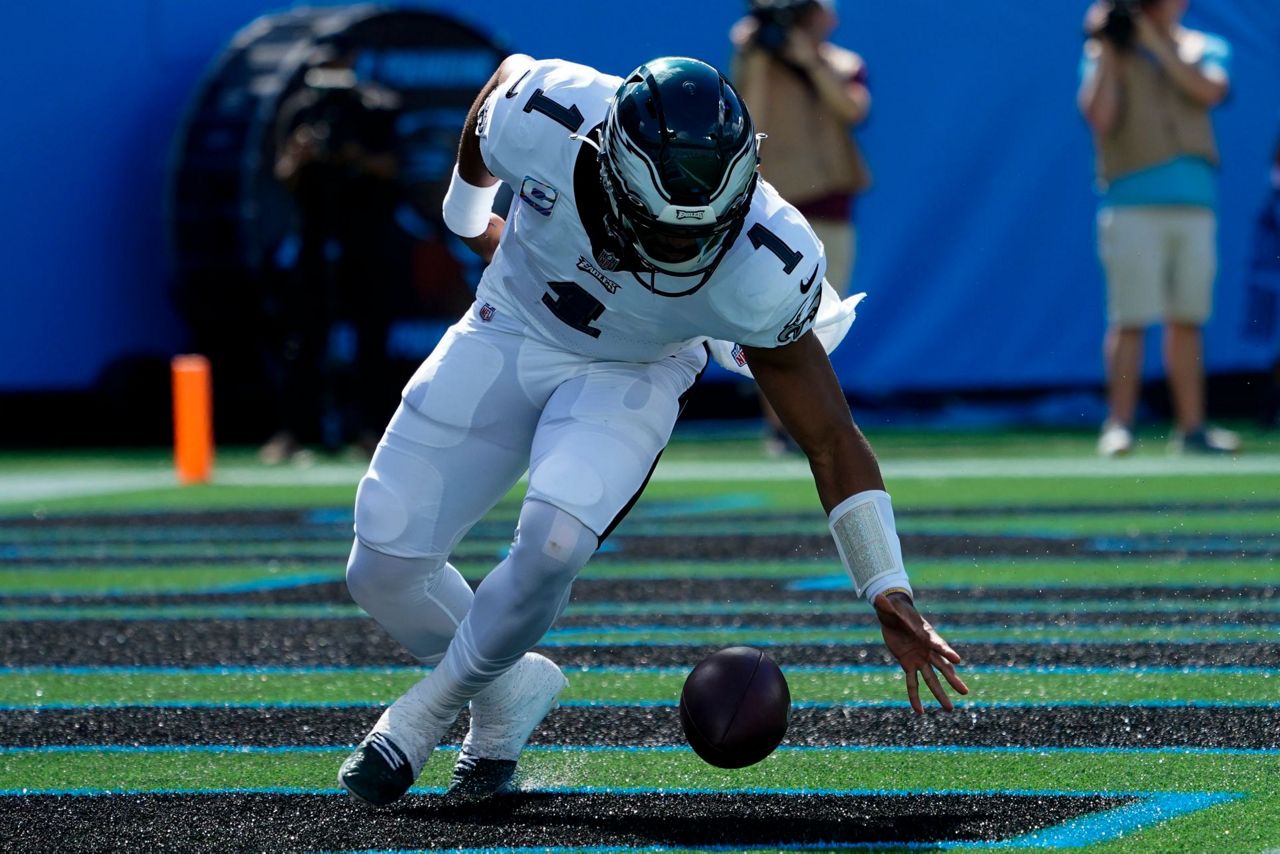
[[1097, 206, 1217, 327]]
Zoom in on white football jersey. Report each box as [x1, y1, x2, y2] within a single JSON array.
[[473, 58, 830, 364]]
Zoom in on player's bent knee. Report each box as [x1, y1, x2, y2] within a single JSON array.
[[346, 541, 440, 603], [347, 543, 401, 602], [507, 501, 595, 593]]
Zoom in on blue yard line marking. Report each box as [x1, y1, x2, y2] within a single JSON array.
[[188, 574, 339, 594], [995, 791, 1243, 849], [542, 622, 1280, 635], [539, 637, 1273, 647], [0, 665, 422, 676], [346, 848, 656, 854], [1, 574, 344, 599], [792, 575, 1280, 591], [4, 699, 1278, 713], [4, 744, 1277, 757], [0, 785, 355, 796], [1089, 535, 1279, 553], [304, 509, 352, 526], [539, 627, 1280, 640], [628, 494, 766, 518], [568, 699, 1279, 710], [0, 701, 386, 711], [0, 610, 362, 624], [3, 664, 1277, 676], [0, 780, 1221, 798]]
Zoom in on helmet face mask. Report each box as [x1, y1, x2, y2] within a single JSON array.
[[599, 58, 759, 279]]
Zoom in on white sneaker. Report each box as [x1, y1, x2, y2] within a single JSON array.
[[448, 652, 567, 799], [338, 676, 459, 807], [1168, 425, 1243, 455], [1097, 422, 1134, 457]]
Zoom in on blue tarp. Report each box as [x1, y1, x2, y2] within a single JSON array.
[[2, 0, 1278, 394]]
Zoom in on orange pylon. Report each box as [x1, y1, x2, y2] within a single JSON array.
[[171, 354, 214, 485]]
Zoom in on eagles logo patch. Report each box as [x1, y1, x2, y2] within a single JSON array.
[[777, 287, 823, 344], [576, 256, 621, 293]]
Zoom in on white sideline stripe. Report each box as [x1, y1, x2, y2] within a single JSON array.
[[2, 454, 1279, 504], [0, 472, 176, 503]]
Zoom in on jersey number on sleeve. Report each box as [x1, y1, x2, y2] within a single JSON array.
[[747, 223, 803, 274], [523, 89, 584, 132], [542, 281, 604, 338]]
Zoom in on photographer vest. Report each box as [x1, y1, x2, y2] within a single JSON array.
[[1094, 29, 1220, 186], [736, 43, 872, 208]]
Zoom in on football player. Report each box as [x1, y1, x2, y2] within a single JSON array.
[[338, 54, 968, 806]]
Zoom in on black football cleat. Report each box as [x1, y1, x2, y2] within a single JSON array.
[[338, 731, 416, 806], [445, 750, 518, 801]]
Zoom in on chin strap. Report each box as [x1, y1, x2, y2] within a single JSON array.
[[568, 132, 601, 153]]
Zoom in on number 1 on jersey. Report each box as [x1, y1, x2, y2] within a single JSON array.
[[747, 223, 803, 274], [523, 89, 584, 132]]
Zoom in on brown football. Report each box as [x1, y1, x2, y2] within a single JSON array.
[[678, 646, 791, 769]]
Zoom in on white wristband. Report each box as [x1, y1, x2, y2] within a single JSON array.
[[827, 489, 913, 603], [442, 164, 500, 238]]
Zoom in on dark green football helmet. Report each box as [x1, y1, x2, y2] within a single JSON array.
[[600, 57, 760, 278]]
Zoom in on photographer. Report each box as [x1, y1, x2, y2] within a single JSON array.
[[261, 46, 404, 464], [1078, 0, 1238, 456], [731, 0, 871, 454]]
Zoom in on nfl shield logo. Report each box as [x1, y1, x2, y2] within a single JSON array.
[[596, 249, 619, 271], [731, 344, 747, 367], [479, 303, 496, 322]]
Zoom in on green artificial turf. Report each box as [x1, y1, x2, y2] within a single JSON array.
[[1, 433, 1278, 851], [1, 667, 1276, 708]]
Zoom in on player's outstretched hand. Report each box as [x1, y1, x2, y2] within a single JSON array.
[[873, 591, 969, 714]]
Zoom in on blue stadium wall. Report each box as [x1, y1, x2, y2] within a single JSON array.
[[3, 0, 1278, 398]]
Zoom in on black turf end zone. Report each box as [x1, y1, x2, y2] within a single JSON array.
[[4, 576, 1276, 609], [0, 791, 1135, 852], [7, 620, 1280, 668], [4, 704, 1277, 750]]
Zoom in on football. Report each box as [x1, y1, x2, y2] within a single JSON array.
[[678, 646, 791, 769]]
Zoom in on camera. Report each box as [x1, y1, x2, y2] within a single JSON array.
[[749, 0, 818, 54], [1095, 0, 1153, 49]]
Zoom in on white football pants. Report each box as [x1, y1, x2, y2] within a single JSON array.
[[346, 303, 705, 701]]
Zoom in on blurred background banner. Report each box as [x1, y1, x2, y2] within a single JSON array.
[[2, 1, 1278, 428]]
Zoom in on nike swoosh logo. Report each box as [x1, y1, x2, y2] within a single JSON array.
[[504, 68, 532, 99], [799, 266, 819, 294]]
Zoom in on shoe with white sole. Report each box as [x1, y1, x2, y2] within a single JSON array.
[[1168, 425, 1242, 455], [1097, 421, 1134, 458], [339, 679, 460, 807], [447, 652, 568, 801]]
